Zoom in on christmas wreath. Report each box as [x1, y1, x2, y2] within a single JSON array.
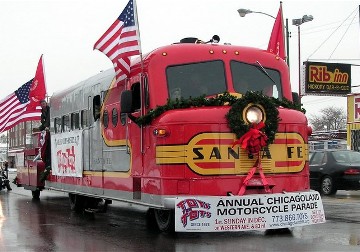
[[226, 91, 280, 145]]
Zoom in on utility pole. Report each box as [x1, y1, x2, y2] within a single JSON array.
[[286, 18, 290, 67]]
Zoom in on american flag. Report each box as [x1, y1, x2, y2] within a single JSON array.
[[0, 55, 46, 133], [94, 0, 141, 84]]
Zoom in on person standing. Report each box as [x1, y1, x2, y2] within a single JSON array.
[[38, 100, 51, 182], [4, 161, 8, 174], [2, 161, 12, 190], [39, 99, 50, 131]]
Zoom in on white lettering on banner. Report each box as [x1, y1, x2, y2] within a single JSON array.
[[175, 191, 326, 232], [51, 130, 83, 177]]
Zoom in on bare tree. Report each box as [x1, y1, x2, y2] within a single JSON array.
[[0, 134, 8, 144], [308, 106, 346, 131]]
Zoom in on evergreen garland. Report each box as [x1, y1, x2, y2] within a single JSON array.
[[134, 91, 304, 144], [135, 92, 238, 125], [270, 96, 306, 114]]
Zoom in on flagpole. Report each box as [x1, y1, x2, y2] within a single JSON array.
[[6, 130, 9, 163], [133, 0, 143, 62], [285, 18, 290, 67], [40, 54, 49, 101], [133, 0, 143, 72], [133, 0, 145, 154], [280, 1, 290, 67], [133, 0, 144, 106]]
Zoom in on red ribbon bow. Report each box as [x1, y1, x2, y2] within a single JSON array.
[[232, 121, 268, 155]]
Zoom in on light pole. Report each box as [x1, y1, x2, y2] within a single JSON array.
[[292, 15, 313, 104], [238, 8, 275, 19], [237, 8, 290, 67]]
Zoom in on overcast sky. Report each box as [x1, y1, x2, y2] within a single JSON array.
[[0, 0, 359, 119]]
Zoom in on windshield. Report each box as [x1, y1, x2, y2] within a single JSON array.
[[230, 61, 282, 99], [166, 60, 227, 100]]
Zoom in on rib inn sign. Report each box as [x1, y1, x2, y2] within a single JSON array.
[[303, 61, 351, 96]]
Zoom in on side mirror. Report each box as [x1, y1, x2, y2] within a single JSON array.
[[121, 90, 133, 113], [292, 92, 300, 104]]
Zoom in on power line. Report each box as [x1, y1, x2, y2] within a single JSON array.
[[301, 21, 357, 36], [329, 13, 358, 59], [307, 7, 358, 59], [300, 18, 357, 33]]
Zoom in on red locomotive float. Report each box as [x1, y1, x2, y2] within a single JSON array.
[[16, 35, 325, 232]]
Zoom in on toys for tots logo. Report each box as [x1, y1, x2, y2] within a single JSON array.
[[176, 199, 211, 227]]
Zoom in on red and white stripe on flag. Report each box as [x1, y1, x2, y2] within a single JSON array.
[[94, 0, 141, 84]]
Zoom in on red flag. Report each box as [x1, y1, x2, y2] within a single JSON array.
[[0, 55, 46, 133], [29, 55, 47, 110], [94, 0, 141, 85], [267, 3, 286, 60]]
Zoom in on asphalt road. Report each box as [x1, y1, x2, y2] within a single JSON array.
[[0, 171, 359, 252]]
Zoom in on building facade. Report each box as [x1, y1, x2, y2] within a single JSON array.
[[7, 121, 40, 168]]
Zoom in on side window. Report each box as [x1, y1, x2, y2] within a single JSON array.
[[310, 152, 326, 165], [62, 115, 70, 132], [144, 76, 149, 108], [131, 83, 141, 111], [81, 110, 88, 128], [120, 113, 126, 126], [55, 117, 61, 133], [71, 112, 80, 130], [93, 95, 101, 121], [53, 118, 58, 133], [112, 108, 118, 127], [103, 109, 109, 128]]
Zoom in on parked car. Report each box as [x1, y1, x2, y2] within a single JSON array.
[[309, 149, 360, 195]]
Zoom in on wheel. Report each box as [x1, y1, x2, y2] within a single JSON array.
[[5, 180, 12, 190], [146, 208, 160, 231], [321, 175, 337, 195], [265, 228, 292, 235], [69, 193, 85, 213], [83, 197, 102, 210], [97, 199, 109, 213], [32, 190, 40, 199], [154, 209, 175, 233]]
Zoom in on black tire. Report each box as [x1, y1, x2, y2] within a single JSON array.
[[84, 197, 102, 210], [146, 208, 160, 231], [32, 190, 40, 199], [321, 175, 337, 195], [265, 228, 292, 235], [154, 209, 175, 233], [5, 181, 12, 190], [97, 199, 109, 213], [69, 193, 85, 213]]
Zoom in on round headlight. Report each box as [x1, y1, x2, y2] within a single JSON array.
[[246, 106, 263, 124]]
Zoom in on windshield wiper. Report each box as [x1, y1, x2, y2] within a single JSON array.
[[255, 61, 275, 84]]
